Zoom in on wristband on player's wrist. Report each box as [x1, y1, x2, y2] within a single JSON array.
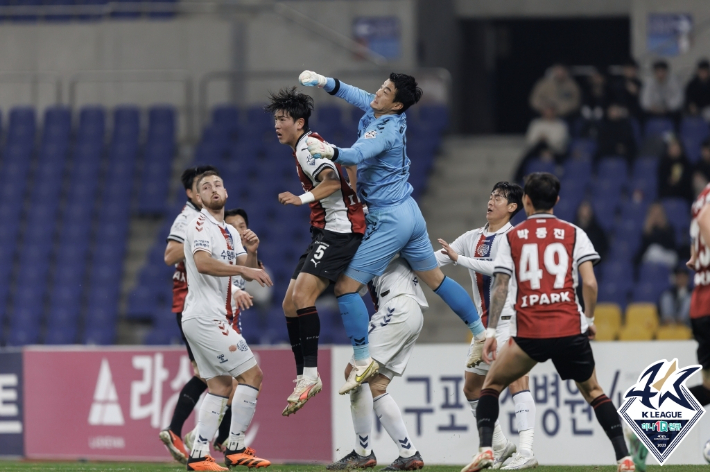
[[485, 327, 497, 339], [299, 192, 315, 204], [586, 316, 595, 325]]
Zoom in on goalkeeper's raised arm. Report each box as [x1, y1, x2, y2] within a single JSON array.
[[299, 70, 374, 112]]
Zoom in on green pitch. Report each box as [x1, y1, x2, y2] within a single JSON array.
[[0, 463, 707, 472]]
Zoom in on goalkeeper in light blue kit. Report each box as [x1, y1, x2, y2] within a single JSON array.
[[299, 70, 486, 394]]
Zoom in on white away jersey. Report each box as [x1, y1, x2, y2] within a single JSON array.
[[436, 222, 516, 327], [167, 201, 201, 312], [370, 257, 428, 311], [182, 209, 247, 321]]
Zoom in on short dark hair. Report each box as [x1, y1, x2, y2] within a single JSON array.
[[264, 87, 314, 127], [699, 59, 710, 70], [523, 172, 560, 211], [389, 73, 423, 114], [181, 165, 219, 190], [653, 60, 669, 71], [196, 169, 221, 189], [492, 181, 524, 218], [225, 208, 249, 227]]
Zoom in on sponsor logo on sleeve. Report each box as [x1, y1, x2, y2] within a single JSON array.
[[194, 240, 210, 250], [364, 130, 377, 139]]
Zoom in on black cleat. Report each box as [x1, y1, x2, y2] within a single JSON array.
[[381, 451, 424, 471], [326, 450, 377, 470]]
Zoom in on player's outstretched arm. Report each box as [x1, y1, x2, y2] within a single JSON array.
[[164, 240, 184, 266], [278, 168, 341, 206], [578, 260, 598, 339], [193, 251, 273, 286], [307, 125, 393, 166], [483, 273, 509, 364], [299, 70, 374, 112]]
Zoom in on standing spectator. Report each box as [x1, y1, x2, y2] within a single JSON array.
[[513, 103, 569, 183], [685, 59, 710, 120], [658, 136, 694, 202], [574, 201, 609, 260], [529, 64, 581, 118], [611, 60, 643, 119], [641, 60, 684, 120], [596, 103, 637, 165], [634, 203, 678, 269], [579, 68, 610, 137], [659, 266, 692, 326]]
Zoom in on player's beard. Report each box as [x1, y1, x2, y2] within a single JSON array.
[[203, 194, 226, 211]]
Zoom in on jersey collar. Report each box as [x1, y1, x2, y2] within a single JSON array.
[[200, 207, 226, 228], [483, 221, 514, 234], [186, 200, 199, 212], [529, 213, 557, 219]]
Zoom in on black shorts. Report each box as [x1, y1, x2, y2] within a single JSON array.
[[292, 227, 362, 282], [691, 316, 710, 369], [514, 334, 595, 383], [176, 312, 195, 362]]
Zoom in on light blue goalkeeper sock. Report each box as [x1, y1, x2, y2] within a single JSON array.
[[434, 276, 484, 336], [338, 292, 370, 361]]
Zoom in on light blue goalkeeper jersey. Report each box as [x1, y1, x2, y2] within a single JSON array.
[[325, 78, 413, 209]]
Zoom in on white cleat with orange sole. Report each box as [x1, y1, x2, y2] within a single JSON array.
[[461, 448, 495, 472], [617, 456, 635, 471], [282, 374, 323, 416]]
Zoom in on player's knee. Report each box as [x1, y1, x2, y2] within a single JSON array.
[[282, 295, 296, 317], [368, 375, 390, 397], [463, 382, 480, 401], [291, 289, 315, 310]]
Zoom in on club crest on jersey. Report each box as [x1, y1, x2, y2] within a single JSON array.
[[364, 130, 377, 139], [618, 358, 705, 465], [306, 154, 316, 166], [476, 242, 491, 257]]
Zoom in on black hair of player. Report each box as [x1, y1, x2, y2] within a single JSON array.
[[389, 73, 423, 114], [181, 165, 219, 190], [196, 169, 221, 189], [264, 87, 314, 128], [225, 208, 249, 227], [523, 172, 560, 211], [492, 181, 524, 218]]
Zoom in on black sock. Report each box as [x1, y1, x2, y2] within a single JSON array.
[[169, 376, 207, 436], [215, 405, 231, 446], [476, 388, 500, 448], [285, 316, 304, 376], [591, 394, 628, 461], [297, 306, 320, 369], [690, 384, 710, 406]]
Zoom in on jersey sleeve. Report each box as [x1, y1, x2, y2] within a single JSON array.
[[334, 119, 396, 166], [493, 234, 514, 277], [573, 227, 601, 266], [186, 219, 212, 255], [167, 212, 188, 243], [326, 78, 375, 112], [435, 231, 471, 267], [456, 257, 495, 276], [296, 146, 338, 183]]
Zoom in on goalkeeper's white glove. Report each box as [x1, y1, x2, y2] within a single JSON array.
[[306, 137, 336, 160], [299, 70, 327, 88]]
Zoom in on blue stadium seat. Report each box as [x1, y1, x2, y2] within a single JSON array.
[[661, 198, 691, 244], [598, 281, 629, 309], [644, 117, 674, 138], [568, 139, 596, 161], [596, 156, 628, 181], [419, 105, 449, 132], [44, 326, 78, 345], [6, 325, 40, 346], [79, 106, 106, 139], [8, 107, 36, 142], [148, 105, 176, 138], [83, 325, 116, 345], [632, 281, 666, 303], [525, 158, 556, 176], [563, 159, 593, 183], [600, 261, 633, 289], [149, 0, 178, 19], [680, 116, 709, 162], [638, 262, 670, 286]]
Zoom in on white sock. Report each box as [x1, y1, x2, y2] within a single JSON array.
[[373, 393, 416, 458], [350, 385, 373, 456], [513, 390, 535, 454], [353, 356, 372, 367], [303, 367, 318, 380], [228, 385, 258, 452], [191, 393, 227, 458], [469, 398, 506, 451]]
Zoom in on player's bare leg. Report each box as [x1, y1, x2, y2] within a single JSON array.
[[414, 267, 486, 367], [463, 339, 536, 472], [574, 369, 634, 471], [335, 274, 379, 394], [282, 272, 328, 415]]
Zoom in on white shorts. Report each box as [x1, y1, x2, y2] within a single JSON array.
[[353, 296, 424, 379], [182, 317, 257, 380], [466, 319, 511, 375]]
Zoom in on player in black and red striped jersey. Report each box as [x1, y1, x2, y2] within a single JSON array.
[[686, 183, 710, 407], [464, 173, 634, 472], [265, 88, 366, 416]]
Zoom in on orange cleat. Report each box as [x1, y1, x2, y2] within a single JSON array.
[[187, 454, 229, 471], [159, 429, 188, 464], [225, 446, 271, 468], [617, 456, 636, 472]]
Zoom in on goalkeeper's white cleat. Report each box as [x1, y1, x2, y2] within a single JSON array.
[[491, 442, 516, 469], [306, 136, 335, 160], [461, 448, 494, 472], [299, 70, 327, 88], [339, 359, 379, 395], [500, 452, 538, 470], [282, 374, 323, 416], [466, 336, 486, 368]]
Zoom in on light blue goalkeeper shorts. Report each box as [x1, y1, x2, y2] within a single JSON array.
[[344, 196, 438, 284]]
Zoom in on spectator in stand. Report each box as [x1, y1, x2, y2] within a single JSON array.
[[658, 136, 694, 203], [529, 64, 581, 119], [513, 103, 569, 183], [611, 60, 643, 119], [685, 59, 710, 120], [634, 203, 678, 270], [595, 103, 637, 166], [659, 266, 691, 326], [574, 201, 609, 260], [693, 139, 710, 195], [579, 68, 610, 137], [641, 60, 683, 122]]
